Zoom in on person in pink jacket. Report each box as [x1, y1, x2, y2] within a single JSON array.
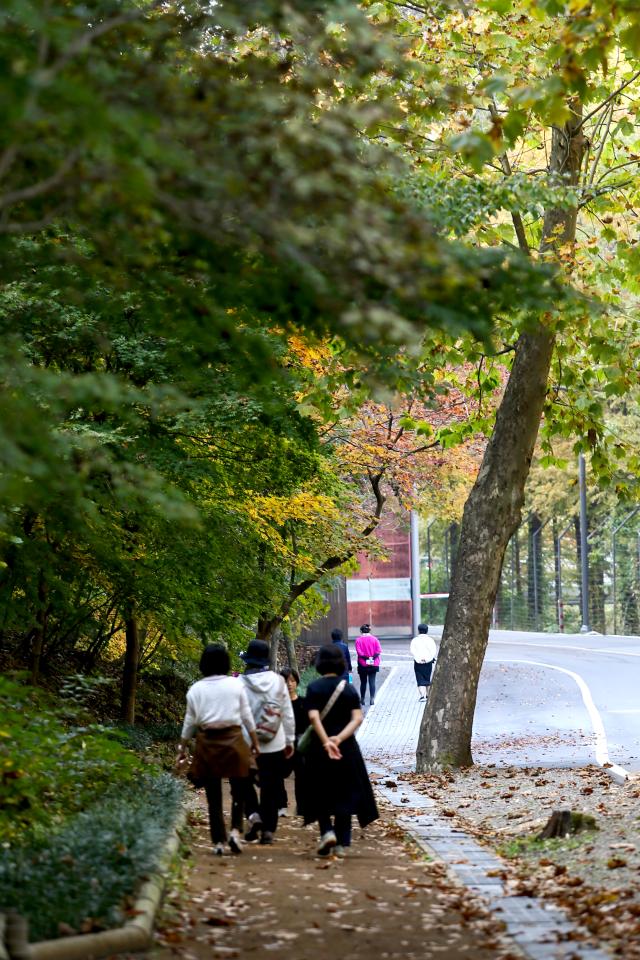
[[354, 624, 382, 706]]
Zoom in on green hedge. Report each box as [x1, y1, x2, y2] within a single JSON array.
[[0, 772, 183, 942]]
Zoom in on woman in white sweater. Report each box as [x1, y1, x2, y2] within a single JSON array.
[[178, 645, 259, 856]]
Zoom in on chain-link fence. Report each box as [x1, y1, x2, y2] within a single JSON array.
[[420, 507, 640, 635]]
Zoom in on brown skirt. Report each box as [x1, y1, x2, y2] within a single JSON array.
[[187, 725, 251, 787]]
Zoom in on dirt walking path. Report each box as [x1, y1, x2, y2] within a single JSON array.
[[146, 788, 520, 960]]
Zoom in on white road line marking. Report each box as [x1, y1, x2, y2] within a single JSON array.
[[487, 656, 631, 781], [488, 639, 640, 656]]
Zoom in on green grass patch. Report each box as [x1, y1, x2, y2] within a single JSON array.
[[0, 772, 183, 942], [497, 831, 596, 859]]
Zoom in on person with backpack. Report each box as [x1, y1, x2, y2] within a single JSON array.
[[240, 639, 295, 845], [354, 624, 382, 706], [177, 644, 259, 857]]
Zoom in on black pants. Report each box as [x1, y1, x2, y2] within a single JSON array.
[[204, 776, 246, 844], [245, 751, 285, 834], [278, 752, 305, 815], [319, 812, 352, 846], [358, 667, 377, 703], [414, 660, 433, 686]]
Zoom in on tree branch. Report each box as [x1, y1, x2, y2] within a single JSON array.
[[488, 101, 530, 255], [577, 70, 640, 131]]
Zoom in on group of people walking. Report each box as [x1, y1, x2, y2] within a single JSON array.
[[178, 623, 437, 859], [177, 631, 379, 859]]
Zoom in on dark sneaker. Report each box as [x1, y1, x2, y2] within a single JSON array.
[[317, 830, 337, 856], [229, 831, 242, 854], [260, 831, 274, 845], [244, 822, 262, 842]]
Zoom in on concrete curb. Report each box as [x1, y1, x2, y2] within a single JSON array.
[[24, 804, 187, 960]]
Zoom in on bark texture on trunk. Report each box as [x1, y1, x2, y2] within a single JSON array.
[[121, 609, 140, 724], [416, 99, 584, 771]]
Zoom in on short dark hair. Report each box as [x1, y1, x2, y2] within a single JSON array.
[[315, 644, 346, 676], [360, 623, 370, 633], [280, 666, 300, 684], [330, 628, 343, 642], [199, 643, 230, 677], [418, 623, 429, 633]]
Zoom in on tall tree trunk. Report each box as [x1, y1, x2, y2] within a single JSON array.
[[590, 552, 607, 634], [269, 627, 281, 671], [574, 514, 583, 629], [30, 571, 48, 685], [121, 607, 140, 724], [417, 101, 584, 770], [553, 519, 562, 629], [449, 522, 460, 578], [282, 623, 299, 673], [527, 513, 543, 629], [416, 329, 554, 768]]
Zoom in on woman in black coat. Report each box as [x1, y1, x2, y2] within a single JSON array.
[[303, 645, 378, 857]]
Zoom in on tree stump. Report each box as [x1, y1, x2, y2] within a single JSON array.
[[537, 809, 597, 840]]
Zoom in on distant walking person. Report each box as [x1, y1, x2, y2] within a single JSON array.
[[410, 623, 437, 701], [330, 628, 352, 681], [354, 624, 381, 706]]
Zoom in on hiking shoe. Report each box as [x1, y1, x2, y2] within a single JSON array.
[[244, 821, 262, 842], [278, 807, 288, 817], [317, 830, 337, 856], [260, 831, 274, 845], [333, 845, 347, 857], [214, 843, 224, 857], [229, 831, 242, 855]]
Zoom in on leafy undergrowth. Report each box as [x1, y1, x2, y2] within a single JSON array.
[[0, 676, 142, 842], [402, 764, 640, 956], [0, 675, 185, 943], [0, 772, 183, 942]]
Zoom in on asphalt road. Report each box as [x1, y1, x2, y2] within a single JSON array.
[[368, 629, 640, 774]]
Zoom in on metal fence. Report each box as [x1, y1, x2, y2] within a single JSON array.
[[419, 505, 640, 635]]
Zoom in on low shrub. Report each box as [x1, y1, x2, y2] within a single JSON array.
[[0, 772, 183, 942], [0, 677, 141, 841], [298, 664, 319, 696]]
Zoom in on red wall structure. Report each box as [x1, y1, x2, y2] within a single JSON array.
[[346, 512, 412, 638]]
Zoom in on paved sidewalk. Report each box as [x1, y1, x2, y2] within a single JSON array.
[[357, 664, 612, 960]]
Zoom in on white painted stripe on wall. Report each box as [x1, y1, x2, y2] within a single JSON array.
[[346, 577, 411, 602]]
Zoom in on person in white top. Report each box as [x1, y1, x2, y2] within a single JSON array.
[[178, 644, 259, 857], [240, 639, 295, 845], [409, 623, 437, 702]]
